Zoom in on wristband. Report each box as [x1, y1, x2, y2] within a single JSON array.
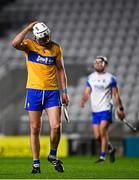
[[61, 88, 68, 94]]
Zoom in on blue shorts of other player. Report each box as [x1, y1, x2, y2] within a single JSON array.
[[92, 110, 112, 124]]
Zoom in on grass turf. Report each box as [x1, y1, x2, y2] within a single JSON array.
[[0, 156, 139, 179]]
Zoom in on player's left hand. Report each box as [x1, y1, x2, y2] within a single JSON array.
[[117, 109, 125, 121], [61, 93, 70, 106]]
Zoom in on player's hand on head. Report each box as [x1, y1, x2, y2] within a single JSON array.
[[27, 21, 38, 31], [62, 93, 70, 106]]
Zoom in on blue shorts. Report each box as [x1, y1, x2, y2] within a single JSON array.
[[92, 110, 112, 125], [24, 88, 61, 111]]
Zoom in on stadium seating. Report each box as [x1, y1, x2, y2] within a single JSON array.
[[0, 0, 139, 135]]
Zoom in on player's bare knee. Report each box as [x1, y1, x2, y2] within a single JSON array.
[[31, 126, 40, 136], [51, 124, 61, 133], [94, 134, 100, 141], [100, 130, 107, 138]]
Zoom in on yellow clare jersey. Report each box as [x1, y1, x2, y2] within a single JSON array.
[[23, 39, 63, 90]]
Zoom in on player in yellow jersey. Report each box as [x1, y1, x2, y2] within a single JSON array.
[[12, 22, 69, 173]]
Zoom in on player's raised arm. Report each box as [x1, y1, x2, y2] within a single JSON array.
[[12, 21, 37, 51]]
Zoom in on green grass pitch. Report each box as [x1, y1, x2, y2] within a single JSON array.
[[0, 156, 139, 179]]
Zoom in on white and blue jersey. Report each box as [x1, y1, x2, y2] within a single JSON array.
[[86, 72, 117, 124]]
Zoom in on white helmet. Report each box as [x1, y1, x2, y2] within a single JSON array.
[[96, 56, 108, 64], [33, 22, 50, 39]]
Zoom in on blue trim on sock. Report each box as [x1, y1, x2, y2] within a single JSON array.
[[50, 149, 57, 156], [33, 160, 40, 165], [100, 152, 106, 158]]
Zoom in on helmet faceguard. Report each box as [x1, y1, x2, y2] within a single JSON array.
[[33, 22, 51, 45], [95, 56, 108, 64], [94, 56, 108, 73]]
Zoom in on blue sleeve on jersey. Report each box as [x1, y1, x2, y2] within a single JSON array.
[[85, 77, 92, 92], [111, 76, 117, 88], [86, 81, 91, 88]]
